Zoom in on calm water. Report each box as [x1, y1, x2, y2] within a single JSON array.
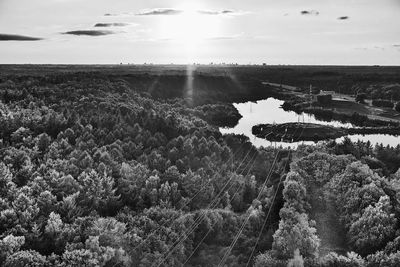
[[220, 98, 400, 148]]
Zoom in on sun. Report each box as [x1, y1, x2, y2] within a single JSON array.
[[158, 3, 221, 60]]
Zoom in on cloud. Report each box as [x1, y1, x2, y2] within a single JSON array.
[[62, 30, 115, 36], [104, 12, 137, 17], [338, 16, 349, 20], [197, 9, 235, 15], [110, 8, 247, 17], [94, 23, 130, 27], [136, 8, 183, 16], [0, 33, 43, 41], [300, 10, 319, 16]]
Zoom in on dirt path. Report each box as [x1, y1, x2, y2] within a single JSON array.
[[309, 185, 348, 257]]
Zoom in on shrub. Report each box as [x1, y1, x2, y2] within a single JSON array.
[[372, 99, 394, 108]]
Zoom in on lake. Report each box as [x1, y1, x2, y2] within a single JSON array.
[[220, 98, 400, 148]]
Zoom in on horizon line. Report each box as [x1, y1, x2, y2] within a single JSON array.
[[0, 63, 399, 67]]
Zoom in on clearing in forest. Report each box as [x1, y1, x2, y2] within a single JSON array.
[[309, 185, 348, 257]]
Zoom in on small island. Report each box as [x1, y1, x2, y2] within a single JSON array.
[[252, 122, 400, 142]]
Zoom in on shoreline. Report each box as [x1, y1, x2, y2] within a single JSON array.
[[252, 122, 400, 142]]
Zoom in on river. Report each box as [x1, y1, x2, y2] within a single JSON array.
[[220, 98, 400, 148]]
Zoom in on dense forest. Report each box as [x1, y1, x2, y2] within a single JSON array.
[[1, 67, 400, 266]]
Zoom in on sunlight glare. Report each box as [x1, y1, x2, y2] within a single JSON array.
[[159, 3, 221, 61]]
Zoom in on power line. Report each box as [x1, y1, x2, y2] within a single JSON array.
[[153, 151, 259, 267], [152, 145, 259, 267], [182, 151, 261, 265], [130, 139, 248, 253], [245, 123, 303, 266], [245, 150, 292, 267], [219, 123, 303, 267], [218, 149, 280, 266]]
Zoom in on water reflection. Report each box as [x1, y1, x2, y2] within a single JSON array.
[[220, 98, 400, 148]]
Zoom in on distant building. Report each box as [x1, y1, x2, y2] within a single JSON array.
[[311, 90, 333, 104]]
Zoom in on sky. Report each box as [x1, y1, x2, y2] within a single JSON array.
[[0, 0, 399, 65]]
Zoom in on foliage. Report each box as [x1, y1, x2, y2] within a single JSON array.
[[1, 68, 400, 265], [329, 162, 388, 228], [320, 252, 365, 267], [0, 73, 285, 265], [254, 250, 287, 267], [348, 196, 396, 255], [4, 250, 48, 267], [291, 152, 353, 186], [366, 251, 400, 267], [272, 206, 320, 259]]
